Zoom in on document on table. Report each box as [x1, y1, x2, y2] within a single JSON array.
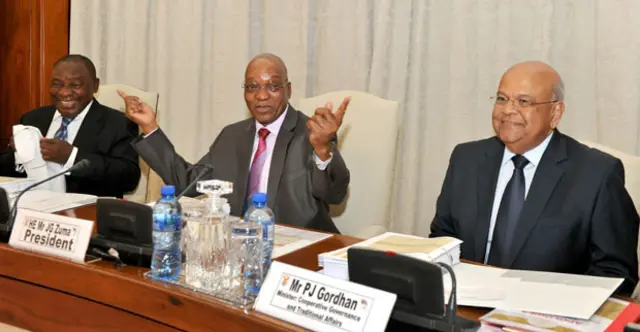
[[481, 297, 629, 332], [272, 225, 333, 258], [10, 190, 97, 213], [0, 176, 36, 194], [445, 263, 623, 320]]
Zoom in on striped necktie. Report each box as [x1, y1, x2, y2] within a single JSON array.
[[54, 116, 73, 141]]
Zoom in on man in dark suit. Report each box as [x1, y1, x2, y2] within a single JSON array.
[[430, 61, 639, 294], [120, 53, 350, 233], [0, 54, 141, 198]]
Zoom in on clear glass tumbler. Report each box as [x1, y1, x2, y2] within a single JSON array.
[[225, 220, 263, 305]]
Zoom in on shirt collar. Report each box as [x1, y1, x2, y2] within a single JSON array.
[[54, 100, 94, 122], [254, 104, 289, 137], [501, 131, 554, 168]]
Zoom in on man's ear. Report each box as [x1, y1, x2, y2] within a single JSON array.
[[550, 101, 565, 129]]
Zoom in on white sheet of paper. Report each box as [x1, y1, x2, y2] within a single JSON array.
[[10, 190, 97, 213], [272, 225, 333, 258], [0, 177, 37, 195], [446, 263, 623, 319]]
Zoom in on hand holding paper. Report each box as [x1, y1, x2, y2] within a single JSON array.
[[40, 138, 73, 164]]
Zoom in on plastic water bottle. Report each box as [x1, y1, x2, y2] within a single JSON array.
[[244, 192, 275, 278], [151, 185, 182, 281]]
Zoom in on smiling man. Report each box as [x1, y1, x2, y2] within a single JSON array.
[[122, 53, 350, 232], [430, 61, 639, 294], [0, 54, 141, 198]]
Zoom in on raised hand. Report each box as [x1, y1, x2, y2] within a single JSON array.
[[117, 90, 157, 134], [306, 96, 351, 161]]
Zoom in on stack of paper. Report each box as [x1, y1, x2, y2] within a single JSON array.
[[446, 263, 624, 320], [480, 297, 630, 331], [10, 190, 97, 213], [0, 177, 36, 195], [318, 232, 462, 280]]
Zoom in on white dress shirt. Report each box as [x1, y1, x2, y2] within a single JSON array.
[[45, 100, 93, 172], [249, 105, 332, 194], [483, 131, 554, 262]]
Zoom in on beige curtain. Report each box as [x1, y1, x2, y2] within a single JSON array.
[[70, 0, 640, 236]]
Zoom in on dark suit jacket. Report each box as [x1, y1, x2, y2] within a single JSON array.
[[430, 131, 639, 294], [133, 106, 350, 233], [0, 100, 141, 198]]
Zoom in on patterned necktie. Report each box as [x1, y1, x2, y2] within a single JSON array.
[[247, 128, 270, 201], [54, 116, 73, 141], [487, 154, 529, 267]]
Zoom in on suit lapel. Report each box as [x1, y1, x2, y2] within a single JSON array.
[[32, 107, 56, 137], [73, 100, 103, 151], [504, 132, 567, 267], [266, 107, 298, 208], [474, 137, 504, 262], [232, 120, 256, 214]]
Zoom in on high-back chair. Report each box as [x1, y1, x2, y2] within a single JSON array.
[[94, 84, 161, 203], [298, 90, 399, 238]]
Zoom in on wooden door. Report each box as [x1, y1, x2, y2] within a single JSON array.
[[0, 0, 70, 151]]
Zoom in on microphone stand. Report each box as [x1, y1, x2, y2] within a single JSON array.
[[0, 159, 91, 242]]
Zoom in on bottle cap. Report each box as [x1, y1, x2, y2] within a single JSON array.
[[252, 192, 267, 204], [161, 185, 176, 196]]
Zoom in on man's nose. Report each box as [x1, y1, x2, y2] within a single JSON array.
[[255, 88, 270, 100], [58, 87, 73, 97]]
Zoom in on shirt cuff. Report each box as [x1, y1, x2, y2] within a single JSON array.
[[313, 152, 333, 171], [64, 147, 79, 175], [143, 128, 159, 138]]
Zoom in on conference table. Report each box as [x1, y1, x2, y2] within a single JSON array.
[[0, 204, 487, 331]]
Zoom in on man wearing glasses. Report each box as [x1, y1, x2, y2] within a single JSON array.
[[430, 61, 639, 294], [122, 53, 350, 233]]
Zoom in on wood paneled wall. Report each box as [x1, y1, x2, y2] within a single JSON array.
[[0, 0, 70, 151]]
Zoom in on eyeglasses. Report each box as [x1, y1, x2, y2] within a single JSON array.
[[50, 81, 84, 90], [242, 81, 288, 94], [491, 95, 558, 109]]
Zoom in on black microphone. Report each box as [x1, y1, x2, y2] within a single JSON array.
[[0, 159, 91, 242], [176, 164, 214, 199], [436, 262, 457, 327]]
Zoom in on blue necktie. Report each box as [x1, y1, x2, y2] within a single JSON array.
[[487, 154, 529, 266], [54, 116, 73, 141]]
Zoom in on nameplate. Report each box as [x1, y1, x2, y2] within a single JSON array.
[[8, 209, 94, 263], [255, 261, 397, 332]]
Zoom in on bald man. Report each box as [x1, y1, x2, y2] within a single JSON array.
[[122, 53, 350, 233], [430, 61, 639, 294]]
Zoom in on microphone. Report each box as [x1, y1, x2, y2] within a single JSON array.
[[436, 262, 457, 327], [176, 164, 214, 199], [0, 159, 91, 242]]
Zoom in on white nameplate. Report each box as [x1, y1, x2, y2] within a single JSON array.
[[255, 261, 397, 332], [8, 209, 94, 263]]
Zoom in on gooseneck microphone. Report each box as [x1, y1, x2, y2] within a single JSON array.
[[436, 262, 458, 327], [0, 159, 91, 242], [176, 164, 214, 199]]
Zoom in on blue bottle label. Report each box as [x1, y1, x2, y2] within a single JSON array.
[[154, 213, 181, 232]]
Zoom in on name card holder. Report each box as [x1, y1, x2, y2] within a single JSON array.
[[9, 209, 94, 263], [255, 261, 397, 332]]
